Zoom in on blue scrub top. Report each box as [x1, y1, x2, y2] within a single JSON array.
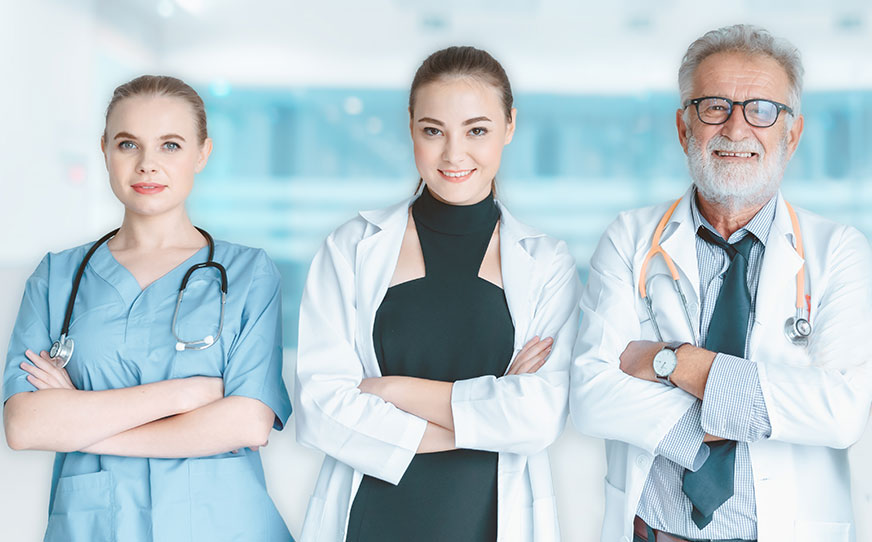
[[3, 239, 293, 542]]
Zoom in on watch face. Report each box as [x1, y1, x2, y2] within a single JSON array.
[[653, 348, 677, 377]]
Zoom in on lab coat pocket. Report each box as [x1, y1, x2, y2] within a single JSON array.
[[795, 520, 850, 542], [188, 455, 290, 541], [45, 470, 115, 542], [299, 496, 327, 541]]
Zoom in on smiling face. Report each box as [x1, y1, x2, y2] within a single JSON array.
[[102, 94, 212, 219], [411, 77, 516, 205], [677, 51, 804, 211]]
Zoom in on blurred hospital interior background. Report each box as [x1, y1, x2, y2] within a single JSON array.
[[2, 0, 872, 540]]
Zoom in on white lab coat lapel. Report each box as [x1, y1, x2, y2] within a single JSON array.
[[748, 193, 804, 358], [497, 202, 544, 356], [356, 197, 415, 377]]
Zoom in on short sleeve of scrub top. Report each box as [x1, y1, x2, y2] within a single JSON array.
[[3, 254, 51, 402], [221, 249, 292, 428]]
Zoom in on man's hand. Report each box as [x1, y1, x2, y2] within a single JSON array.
[[619, 340, 665, 383]]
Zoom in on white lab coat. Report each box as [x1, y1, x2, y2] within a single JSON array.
[[570, 186, 872, 542], [295, 195, 581, 542]]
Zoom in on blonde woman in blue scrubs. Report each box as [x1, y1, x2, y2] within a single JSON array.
[[2, 75, 293, 541]]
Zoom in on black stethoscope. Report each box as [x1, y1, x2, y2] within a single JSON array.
[[49, 227, 228, 367]]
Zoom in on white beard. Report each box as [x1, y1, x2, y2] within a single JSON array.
[[687, 132, 788, 213]]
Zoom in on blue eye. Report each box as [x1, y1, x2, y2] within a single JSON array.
[[119, 141, 137, 150], [163, 141, 181, 151], [469, 127, 488, 136], [423, 127, 442, 136]]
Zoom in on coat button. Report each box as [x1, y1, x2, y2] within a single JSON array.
[[635, 455, 650, 469]]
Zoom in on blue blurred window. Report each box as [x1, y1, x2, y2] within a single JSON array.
[[188, 88, 872, 346]]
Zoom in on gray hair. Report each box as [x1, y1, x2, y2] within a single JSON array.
[[678, 24, 804, 121]]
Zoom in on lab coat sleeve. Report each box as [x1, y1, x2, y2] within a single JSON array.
[[294, 231, 427, 485], [757, 226, 872, 449], [570, 214, 700, 455], [3, 255, 50, 404], [450, 240, 580, 456], [223, 251, 292, 430]]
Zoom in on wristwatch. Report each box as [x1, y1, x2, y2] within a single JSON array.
[[652, 342, 688, 386]]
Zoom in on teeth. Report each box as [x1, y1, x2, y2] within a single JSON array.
[[441, 169, 473, 178], [716, 151, 754, 158]]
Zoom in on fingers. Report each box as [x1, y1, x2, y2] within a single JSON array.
[[507, 337, 553, 375], [22, 350, 75, 390]]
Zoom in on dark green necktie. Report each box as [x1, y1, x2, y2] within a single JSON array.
[[682, 228, 756, 529]]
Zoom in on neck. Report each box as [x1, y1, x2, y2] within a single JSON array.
[[696, 192, 765, 240], [110, 207, 203, 251]]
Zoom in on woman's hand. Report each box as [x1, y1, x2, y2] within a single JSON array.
[[506, 336, 553, 375], [21, 349, 76, 390]]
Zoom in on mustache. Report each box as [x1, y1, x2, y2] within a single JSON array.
[[706, 135, 765, 156]]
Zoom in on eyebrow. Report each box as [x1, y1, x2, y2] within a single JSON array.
[[113, 131, 187, 142], [416, 116, 493, 126]]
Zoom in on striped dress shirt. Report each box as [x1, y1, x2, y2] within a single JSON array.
[[636, 191, 775, 540]]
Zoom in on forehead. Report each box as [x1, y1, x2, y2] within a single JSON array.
[[106, 95, 198, 137], [692, 52, 791, 103], [413, 77, 504, 120]]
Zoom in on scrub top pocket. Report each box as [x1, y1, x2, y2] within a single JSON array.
[[44, 470, 116, 542]]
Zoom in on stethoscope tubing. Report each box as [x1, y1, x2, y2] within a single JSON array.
[[638, 196, 811, 346], [53, 227, 226, 365]]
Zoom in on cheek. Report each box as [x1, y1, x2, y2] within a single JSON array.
[[412, 138, 440, 169], [474, 139, 505, 170]]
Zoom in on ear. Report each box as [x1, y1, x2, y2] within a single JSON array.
[[100, 136, 109, 169], [784, 114, 804, 159], [194, 138, 213, 173], [504, 108, 517, 145], [676, 109, 691, 154], [409, 107, 414, 135]]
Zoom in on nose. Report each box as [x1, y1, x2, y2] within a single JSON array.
[[441, 133, 466, 165], [136, 150, 159, 174], [719, 104, 754, 141]]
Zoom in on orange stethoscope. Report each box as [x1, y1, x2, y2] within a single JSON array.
[[638, 197, 812, 346]]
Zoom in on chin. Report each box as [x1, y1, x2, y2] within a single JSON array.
[[426, 179, 492, 206]]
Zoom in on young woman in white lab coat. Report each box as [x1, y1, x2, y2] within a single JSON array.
[[294, 46, 581, 542], [3, 76, 292, 541]]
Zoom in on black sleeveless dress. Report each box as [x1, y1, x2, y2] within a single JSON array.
[[345, 187, 515, 542]]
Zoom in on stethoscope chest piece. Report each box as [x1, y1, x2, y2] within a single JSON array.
[[784, 316, 811, 346], [50, 334, 74, 368]]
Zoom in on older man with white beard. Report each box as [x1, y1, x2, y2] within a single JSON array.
[[571, 25, 872, 542]]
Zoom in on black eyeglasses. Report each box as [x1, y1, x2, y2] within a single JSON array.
[[684, 96, 794, 128]]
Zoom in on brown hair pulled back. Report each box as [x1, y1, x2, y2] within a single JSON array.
[[409, 46, 514, 123], [104, 75, 208, 144]]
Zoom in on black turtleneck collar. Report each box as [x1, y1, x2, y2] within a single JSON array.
[[412, 185, 499, 236]]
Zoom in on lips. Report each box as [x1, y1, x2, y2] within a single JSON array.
[[438, 168, 476, 183], [131, 182, 167, 194]]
